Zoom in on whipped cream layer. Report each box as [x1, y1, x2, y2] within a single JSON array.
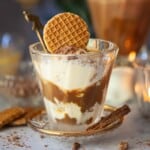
[[44, 97, 103, 125], [33, 56, 108, 90]]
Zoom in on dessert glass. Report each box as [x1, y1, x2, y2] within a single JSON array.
[[29, 39, 119, 131]]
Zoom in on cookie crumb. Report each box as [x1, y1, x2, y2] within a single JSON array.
[[119, 141, 128, 150], [72, 142, 81, 150], [0, 131, 31, 149], [44, 144, 48, 147], [40, 135, 45, 139]]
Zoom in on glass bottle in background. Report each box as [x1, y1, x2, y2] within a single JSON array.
[[0, 33, 24, 75], [87, 0, 150, 56]]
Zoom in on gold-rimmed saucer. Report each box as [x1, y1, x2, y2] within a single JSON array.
[[27, 105, 123, 137]]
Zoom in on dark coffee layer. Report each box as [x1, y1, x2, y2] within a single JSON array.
[[40, 71, 111, 113]]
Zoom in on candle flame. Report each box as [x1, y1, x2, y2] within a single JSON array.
[[128, 51, 136, 62], [143, 87, 150, 102]]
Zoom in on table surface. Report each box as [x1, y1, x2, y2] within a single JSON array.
[[0, 101, 150, 150]]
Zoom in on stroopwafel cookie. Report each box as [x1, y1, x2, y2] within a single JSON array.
[[43, 12, 90, 53]]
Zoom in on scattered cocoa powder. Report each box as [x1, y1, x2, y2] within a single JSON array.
[[7, 134, 24, 147], [136, 139, 150, 146], [54, 46, 87, 54], [0, 131, 31, 149]]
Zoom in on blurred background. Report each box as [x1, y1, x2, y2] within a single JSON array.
[[0, 0, 150, 60], [0, 0, 150, 108], [0, 0, 93, 60]]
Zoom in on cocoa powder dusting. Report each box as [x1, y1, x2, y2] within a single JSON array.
[[0, 131, 31, 149], [136, 139, 150, 147], [54, 46, 87, 54]]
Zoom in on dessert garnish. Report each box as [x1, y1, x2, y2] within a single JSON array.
[[87, 105, 130, 131], [43, 12, 90, 53], [54, 45, 87, 54], [22, 11, 47, 52], [23, 11, 100, 54]]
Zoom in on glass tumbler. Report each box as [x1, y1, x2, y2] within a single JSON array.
[[29, 39, 119, 131]]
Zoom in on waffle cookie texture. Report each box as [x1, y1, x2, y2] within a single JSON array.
[[0, 107, 25, 128], [10, 107, 44, 126], [43, 12, 90, 53]]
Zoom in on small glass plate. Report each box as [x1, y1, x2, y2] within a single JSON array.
[[28, 105, 123, 137]]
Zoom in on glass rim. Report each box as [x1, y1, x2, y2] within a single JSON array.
[[29, 38, 119, 57]]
